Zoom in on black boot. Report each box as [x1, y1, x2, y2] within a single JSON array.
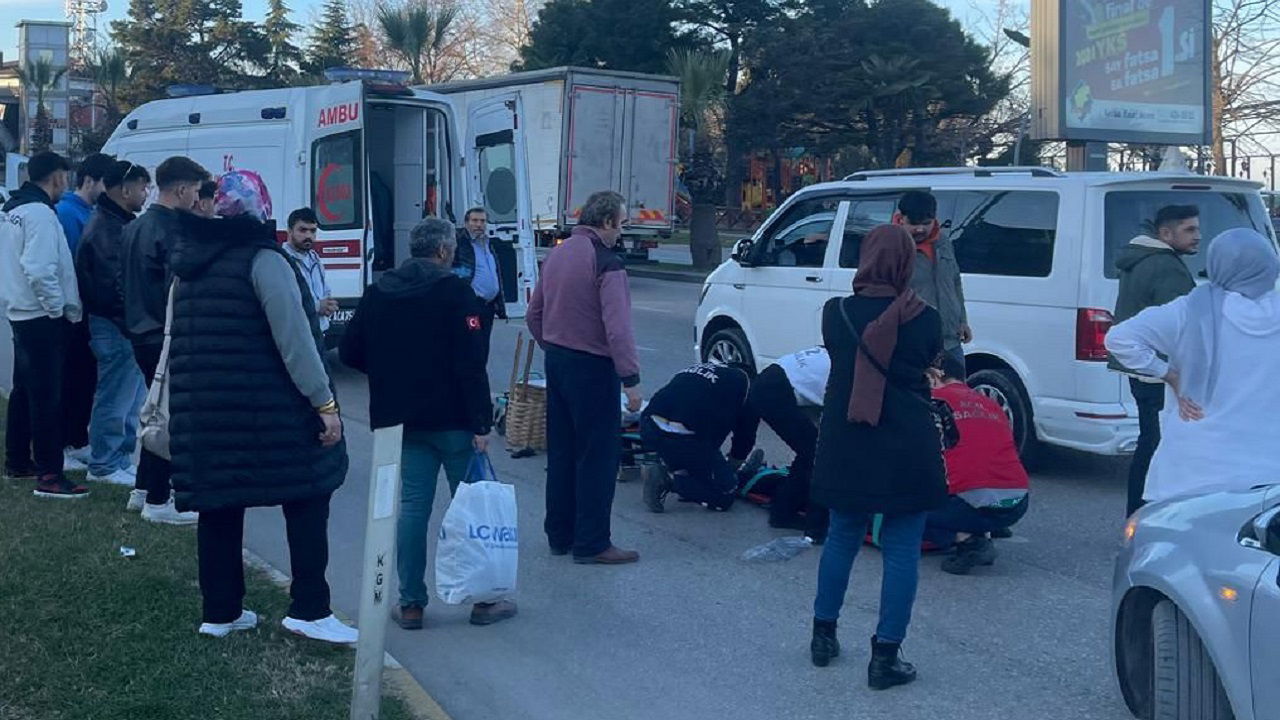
[[810, 618, 840, 667], [867, 636, 917, 690]]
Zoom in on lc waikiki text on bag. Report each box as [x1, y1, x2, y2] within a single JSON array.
[[435, 453, 519, 605]]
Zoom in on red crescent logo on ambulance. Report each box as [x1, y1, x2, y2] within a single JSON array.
[[316, 162, 348, 223]]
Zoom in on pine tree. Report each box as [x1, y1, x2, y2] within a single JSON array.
[[112, 0, 267, 106], [306, 0, 358, 76], [263, 0, 304, 85]]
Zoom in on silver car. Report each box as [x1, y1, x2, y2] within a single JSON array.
[[1112, 484, 1280, 720]]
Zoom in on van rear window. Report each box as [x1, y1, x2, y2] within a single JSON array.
[[312, 131, 363, 230], [1104, 190, 1274, 279]]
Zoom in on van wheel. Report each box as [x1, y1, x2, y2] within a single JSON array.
[[1151, 600, 1234, 720], [702, 327, 755, 374], [968, 368, 1041, 469]]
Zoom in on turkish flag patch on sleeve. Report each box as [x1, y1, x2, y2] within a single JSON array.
[[466, 315, 482, 331]]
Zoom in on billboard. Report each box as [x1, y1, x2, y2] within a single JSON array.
[[1031, 0, 1212, 145]]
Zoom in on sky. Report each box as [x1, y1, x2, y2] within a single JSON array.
[[0, 0, 997, 64]]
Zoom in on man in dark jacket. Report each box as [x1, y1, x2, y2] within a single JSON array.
[[452, 207, 507, 363], [76, 160, 151, 487], [895, 191, 970, 372], [119, 155, 208, 524], [1109, 204, 1199, 516], [342, 217, 516, 630], [168, 182, 355, 644], [640, 363, 759, 513]]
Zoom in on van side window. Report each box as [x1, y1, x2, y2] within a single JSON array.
[[311, 131, 364, 230], [751, 196, 838, 268], [945, 191, 1058, 277], [838, 198, 898, 268]]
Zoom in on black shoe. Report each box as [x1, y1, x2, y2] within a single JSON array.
[[867, 636, 916, 690], [769, 513, 808, 531], [3, 463, 38, 481], [642, 463, 673, 513], [703, 493, 735, 512], [549, 545, 570, 556], [990, 527, 1013, 539], [810, 618, 840, 667], [942, 535, 997, 575]]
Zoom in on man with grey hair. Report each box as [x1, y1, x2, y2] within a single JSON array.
[[528, 190, 642, 565], [341, 217, 514, 629]]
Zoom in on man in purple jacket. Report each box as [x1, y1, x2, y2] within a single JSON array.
[[527, 190, 642, 565]]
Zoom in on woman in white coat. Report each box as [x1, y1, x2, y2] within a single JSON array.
[[1106, 227, 1280, 507]]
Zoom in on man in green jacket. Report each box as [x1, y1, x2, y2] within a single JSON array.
[[1109, 204, 1199, 516]]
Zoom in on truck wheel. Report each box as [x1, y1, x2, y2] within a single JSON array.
[[968, 368, 1041, 470], [702, 327, 755, 375], [1151, 600, 1234, 720]]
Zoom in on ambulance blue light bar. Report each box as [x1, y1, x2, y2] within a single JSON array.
[[323, 68, 411, 86], [167, 84, 220, 98]]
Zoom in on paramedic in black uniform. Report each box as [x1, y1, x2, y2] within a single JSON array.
[[641, 363, 759, 513]]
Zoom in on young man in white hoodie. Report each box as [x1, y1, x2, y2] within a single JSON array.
[[0, 151, 90, 498]]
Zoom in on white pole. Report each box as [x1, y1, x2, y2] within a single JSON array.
[[350, 424, 404, 720]]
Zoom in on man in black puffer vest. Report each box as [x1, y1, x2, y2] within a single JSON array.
[[167, 182, 355, 644]]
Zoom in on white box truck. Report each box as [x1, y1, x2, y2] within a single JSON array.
[[426, 66, 680, 258], [100, 70, 544, 341]]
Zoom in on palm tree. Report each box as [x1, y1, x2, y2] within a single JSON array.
[[377, 2, 460, 85], [17, 56, 68, 153], [667, 49, 730, 270], [90, 48, 129, 118]]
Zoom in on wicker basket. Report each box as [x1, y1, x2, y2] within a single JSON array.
[[505, 334, 547, 451]]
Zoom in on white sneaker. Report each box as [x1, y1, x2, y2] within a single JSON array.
[[282, 614, 359, 645], [88, 468, 136, 486], [199, 609, 259, 638], [126, 489, 146, 512], [141, 499, 199, 525], [63, 448, 89, 472]]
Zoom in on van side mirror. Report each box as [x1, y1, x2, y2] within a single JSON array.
[[731, 238, 755, 266], [1239, 505, 1280, 555]]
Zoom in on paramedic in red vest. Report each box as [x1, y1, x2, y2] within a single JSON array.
[[924, 356, 1029, 575], [748, 346, 830, 541]]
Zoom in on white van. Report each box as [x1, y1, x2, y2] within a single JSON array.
[[694, 167, 1276, 463], [102, 70, 539, 342]]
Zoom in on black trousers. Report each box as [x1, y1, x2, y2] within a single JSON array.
[[133, 342, 172, 504], [5, 317, 69, 476], [197, 493, 333, 624], [62, 317, 95, 449], [749, 365, 828, 537], [544, 344, 621, 558], [639, 415, 736, 508], [1127, 379, 1164, 516]]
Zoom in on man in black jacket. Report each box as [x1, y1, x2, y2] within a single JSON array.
[[640, 363, 760, 513], [76, 160, 151, 487], [341, 217, 515, 631], [452, 207, 507, 362], [120, 155, 209, 524]]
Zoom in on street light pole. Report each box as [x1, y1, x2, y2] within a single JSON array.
[[350, 425, 404, 720]]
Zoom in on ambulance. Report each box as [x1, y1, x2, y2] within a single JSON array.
[[101, 69, 539, 342]]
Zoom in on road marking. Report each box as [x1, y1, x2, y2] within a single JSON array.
[[632, 304, 678, 314], [637, 345, 661, 352]]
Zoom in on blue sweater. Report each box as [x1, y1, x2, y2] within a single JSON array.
[[56, 192, 94, 255]]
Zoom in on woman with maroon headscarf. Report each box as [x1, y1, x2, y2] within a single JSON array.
[[807, 224, 947, 690]]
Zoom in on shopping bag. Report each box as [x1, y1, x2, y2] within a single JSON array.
[[435, 465, 518, 605]]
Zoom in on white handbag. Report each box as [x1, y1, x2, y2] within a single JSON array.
[[138, 281, 176, 461]]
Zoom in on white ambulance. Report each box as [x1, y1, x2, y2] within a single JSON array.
[[102, 69, 540, 342]]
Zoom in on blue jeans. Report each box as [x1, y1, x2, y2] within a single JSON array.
[[86, 316, 145, 476], [397, 429, 475, 607], [813, 510, 928, 644]]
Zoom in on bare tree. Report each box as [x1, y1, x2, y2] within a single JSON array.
[[474, 0, 542, 72], [1212, 0, 1280, 174]]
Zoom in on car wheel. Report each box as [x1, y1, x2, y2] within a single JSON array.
[[1151, 600, 1234, 720], [702, 327, 755, 374], [968, 368, 1042, 470]]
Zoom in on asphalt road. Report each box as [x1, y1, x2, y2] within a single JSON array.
[[2, 276, 1136, 720]]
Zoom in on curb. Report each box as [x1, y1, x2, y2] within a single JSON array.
[[241, 549, 452, 720], [627, 268, 708, 284]]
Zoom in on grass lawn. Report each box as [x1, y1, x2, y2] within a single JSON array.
[[0, 400, 417, 720]]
